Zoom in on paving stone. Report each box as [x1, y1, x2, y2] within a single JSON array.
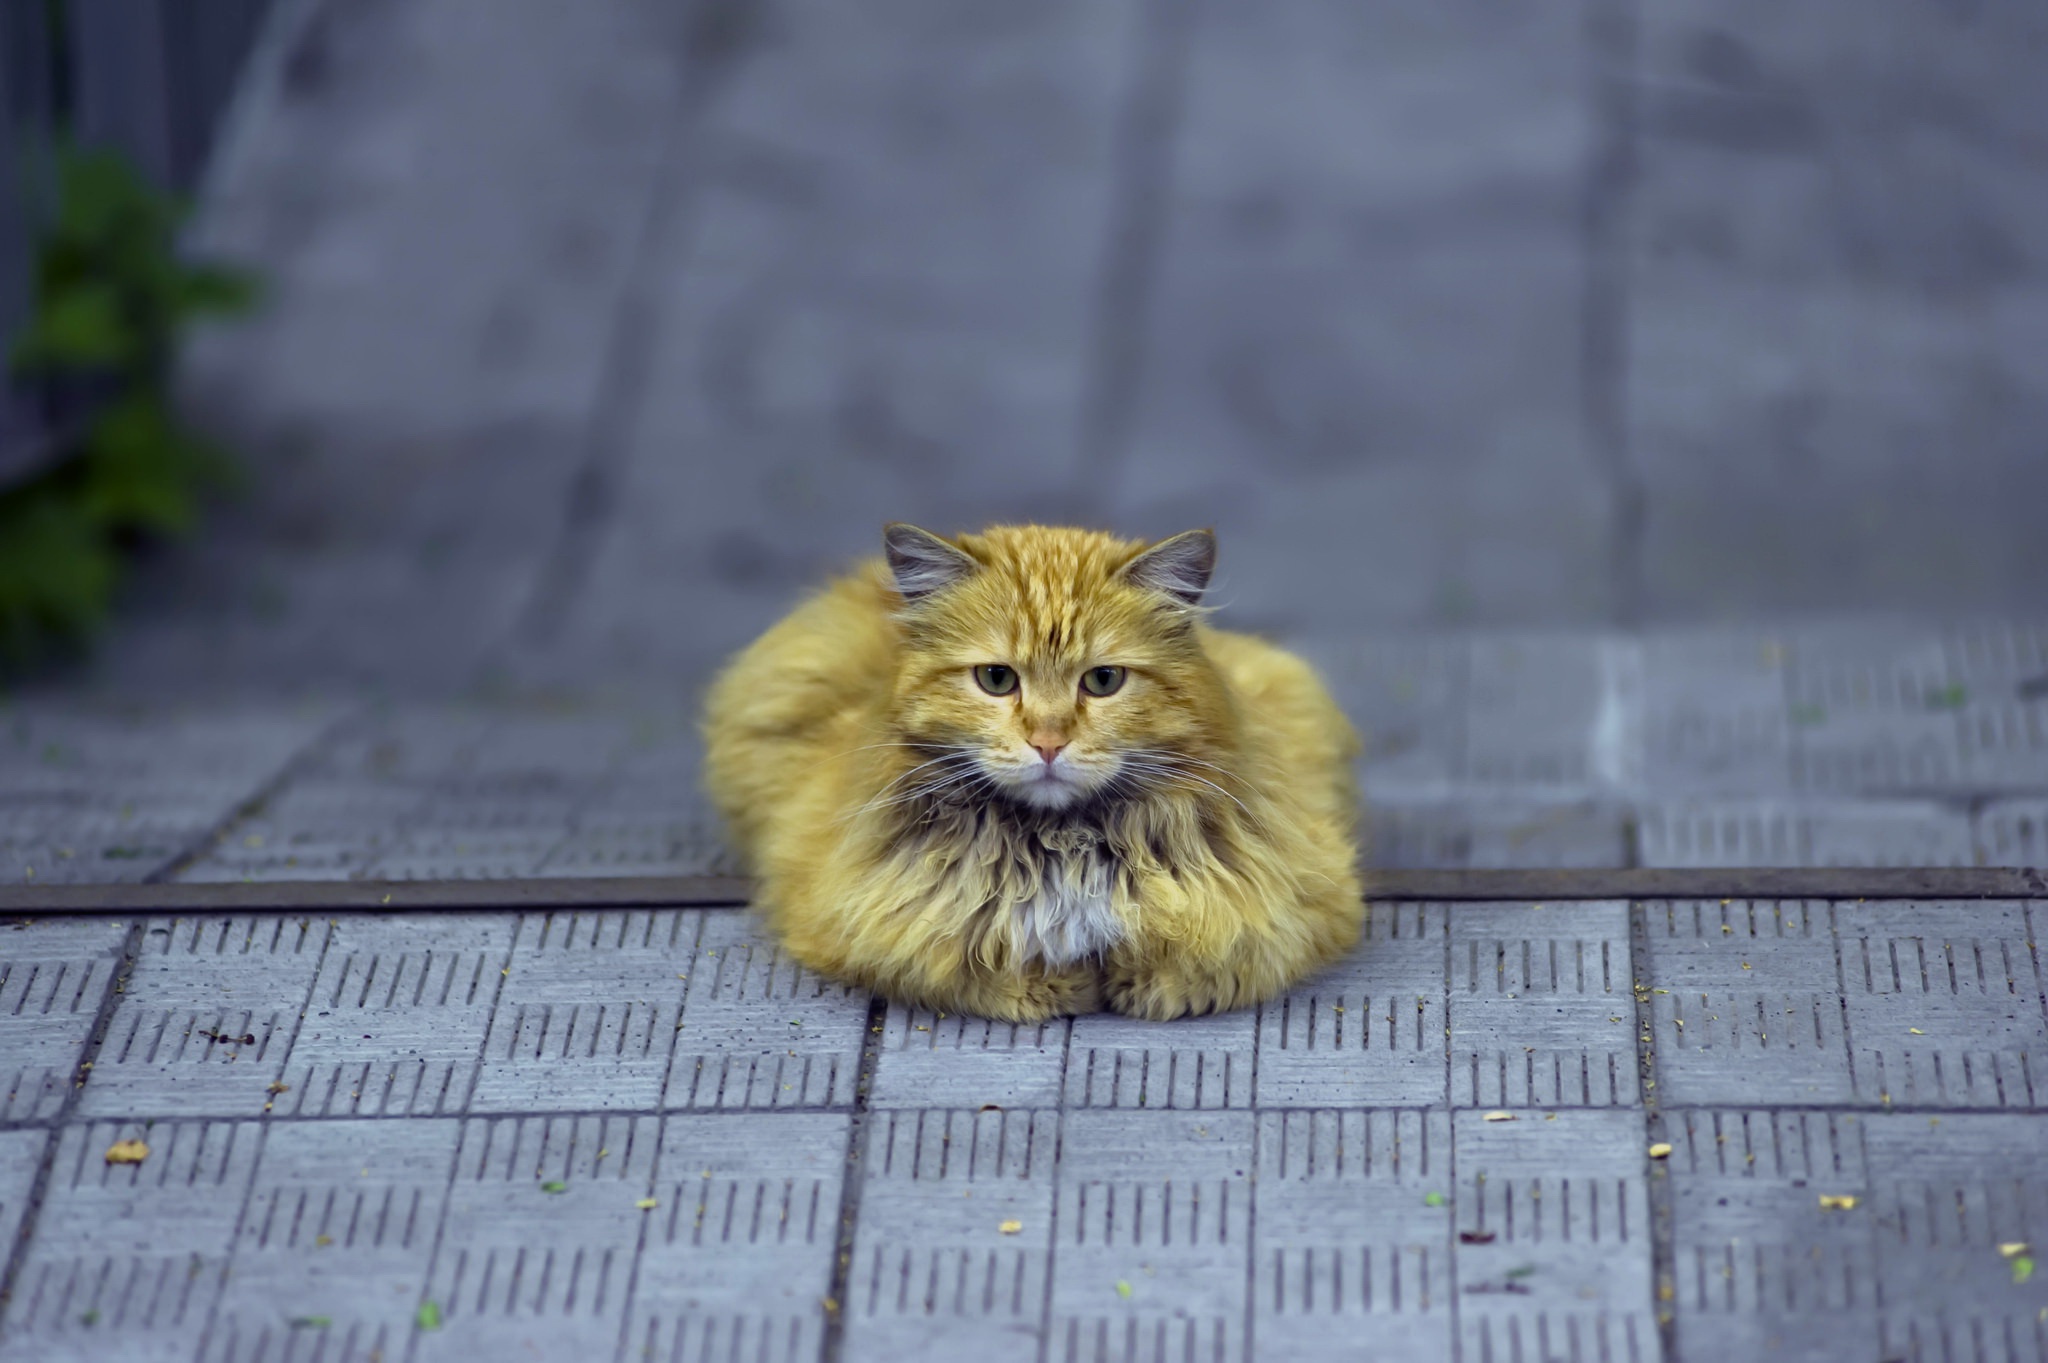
[[1290, 634, 1466, 790], [1861, 1113, 2048, 1358], [1366, 798, 1628, 870], [843, 1107, 1056, 1363], [1642, 900, 1856, 1106], [1976, 800, 2048, 868], [471, 910, 702, 1113], [1450, 1109, 1659, 1363], [0, 918, 128, 1123], [1640, 630, 1795, 794], [276, 913, 518, 1119], [1253, 1109, 1453, 1361], [1108, 0, 1610, 634], [868, 1006, 1069, 1111], [663, 912, 871, 1112], [1462, 636, 1624, 789], [1257, 902, 1447, 1108], [1637, 798, 1977, 867], [1450, 903, 1638, 1108], [1785, 631, 1969, 794], [1045, 1110, 1255, 1363], [624, 1112, 848, 1363], [206, 1119, 458, 1360], [1, 706, 331, 886], [0, 1129, 48, 1283], [1836, 901, 2047, 1108], [0, 1119, 263, 1363], [1663, 1108, 1880, 1362], [418, 1112, 664, 1360], [1064, 1010, 1256, 1111], [78, 916, 332, 1119]]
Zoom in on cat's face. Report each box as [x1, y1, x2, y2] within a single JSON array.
[[883, 524, 1230, 812]]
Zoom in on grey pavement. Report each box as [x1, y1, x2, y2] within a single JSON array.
[[6, 0, 2048, 1359]]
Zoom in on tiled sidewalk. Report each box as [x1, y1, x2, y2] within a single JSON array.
[[3, 623, 2047, 1361]]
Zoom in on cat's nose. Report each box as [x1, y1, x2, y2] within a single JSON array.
[[1031, 741, 1066, 765]]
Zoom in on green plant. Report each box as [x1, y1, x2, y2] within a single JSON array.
[[0, 143, 259, 669]]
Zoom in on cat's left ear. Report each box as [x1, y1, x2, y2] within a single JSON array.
[[1123, 529, 1216, 606], [884, 523, 979, 602]]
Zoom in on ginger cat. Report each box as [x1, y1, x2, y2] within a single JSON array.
[[703, 524, 1363, 1021]]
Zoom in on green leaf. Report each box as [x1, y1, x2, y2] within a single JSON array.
[[1789, 703, 1826, 727], [1423, 1191, 1445, 1208], [540, 1180, 568, 1193], [10, 283, 134, 370], [0, 490, 120, 663], [415, 1300, 443, 1331], [290, 1316, 332, 1329], [2015, 1256, 2036, 1285], [175, 264, 262, 316], [1114, 1280, 1133, 1299]]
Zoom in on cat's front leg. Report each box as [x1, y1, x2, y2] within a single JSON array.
[[1102, 863, 1362, 1020], [945, 962, 1104, 1023]]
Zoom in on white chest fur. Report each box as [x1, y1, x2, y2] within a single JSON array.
[[1012, 850, 1125, 967]]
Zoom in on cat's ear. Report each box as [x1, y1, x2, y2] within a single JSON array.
[[1123, 528, 1216, 606], [884, 523, 978, 602]]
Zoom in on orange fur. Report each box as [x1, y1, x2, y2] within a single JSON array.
[[702, 524, 1364, 1021]]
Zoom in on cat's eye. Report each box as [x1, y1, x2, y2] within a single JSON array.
[[1081, 666, 1126, 697], [974, 664, 1019, 696]]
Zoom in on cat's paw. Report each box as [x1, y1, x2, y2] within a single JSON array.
[[1103, 965, 1231, 1021], [971, 967, 1103, 1022]]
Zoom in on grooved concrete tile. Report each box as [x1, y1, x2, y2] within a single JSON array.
[[277, 914, 517, 1118], [1257, 902, 1447, 1107], [470, 910, 704, 1112], [1, 919, 127, 1122], [1640, 631, 1795, 793], [1837, 902, 2048, 1108], [664, 913, 871, 1111], [1046, 1111, 1254, 1363], [419, 1113, 664, 1360], [1064, 1011, 1255, 1110], [1451, 1109, 1659, 1362], [1638, 798, 1977, 868], [868, 1007, 1068, 1110], [1977, 800, 2048, 867], [1663, 1108, 1877, 1359], [537, 798, 734, 879], [0, 1129, 47, 1281], [1365, 798, 1628, 869], [1945, 626, 2048, 792], [206, 1120, 460, 1359], [1254, 1110, 1453, 1361], [79, 916, 332, 1118], [1462, 637, 1627, 788], [1, 1120, 263, 1362], [1, 706, 332, 886], [1786, 632, 1971, 794], [624, 1112, 849, 1363], [1642, 900, 1856, 1105], [843, 1108, 1056, 1363], [1861, 1113, 2048, 1352], [1450, 903, 1638, 1108], [1291, 635, 1466, 790]]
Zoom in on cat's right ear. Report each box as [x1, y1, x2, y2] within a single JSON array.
[[884, 523, 978, 602]]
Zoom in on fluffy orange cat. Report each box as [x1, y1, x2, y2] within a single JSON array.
[[703, 524, 1363, 1021]]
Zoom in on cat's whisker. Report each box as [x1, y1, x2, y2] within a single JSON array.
[[1116, 759, 1270, 831], [858, 750, 974, 805], [794, 740, 971, 778], [843, 760, 990, 820]]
